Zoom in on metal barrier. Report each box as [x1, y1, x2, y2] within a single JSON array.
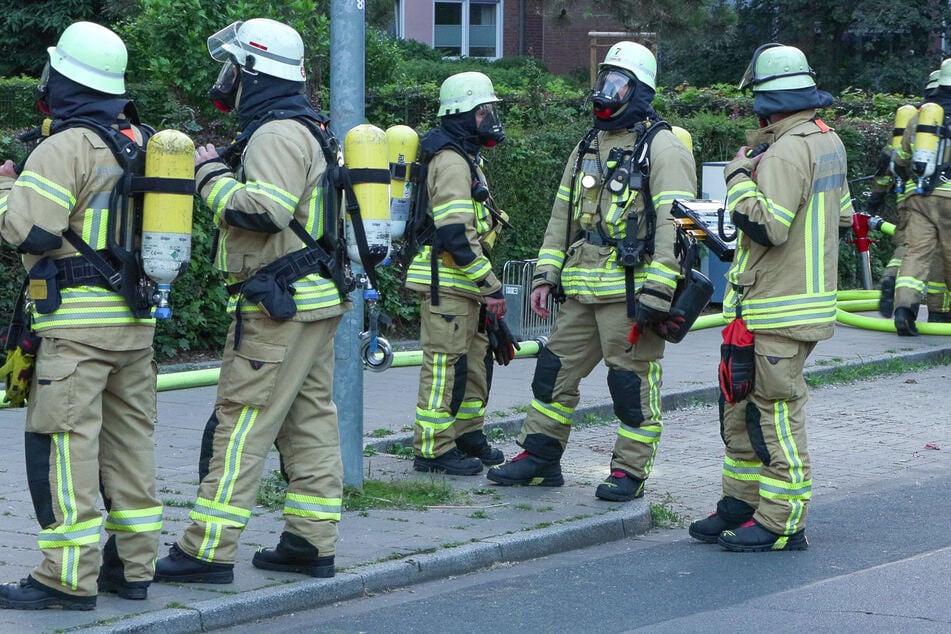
[[501, 259, 559, 341]]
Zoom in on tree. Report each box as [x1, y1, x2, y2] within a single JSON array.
[[0, 1, 138, 77]]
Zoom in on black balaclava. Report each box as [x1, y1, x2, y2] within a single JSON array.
[[440, 110, 483, 155], [40, 67, 130, 127], [236, 69, 319, 138], [753, 85, 834, 121], [593, 75, 657, 131], [923, 85, 951, 113]]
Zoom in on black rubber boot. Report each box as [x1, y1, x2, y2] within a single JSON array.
[[688, 496, 756, 544], [455, 430, 504, 466], [486, 450, 564, 486], [413, 448, 483, 475], [252, 531, 335, 578], [153, 543, 234, 584], [718, 519, 807, 552], [878, 275, 896, 317], [0, 576, 96, 611], [928, 311, 951, 323], [97, 535, 149, 600], [595, 469, 645, 502], [895, 306, 920, 337]]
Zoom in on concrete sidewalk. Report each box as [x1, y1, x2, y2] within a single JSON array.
[[1, 310, 950, 633]]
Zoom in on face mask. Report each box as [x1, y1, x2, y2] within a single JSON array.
[[475, 103, 505, 147], [209, 60, 240, 112], [591, 69, 635, 120], [35, 62, 52, 115]]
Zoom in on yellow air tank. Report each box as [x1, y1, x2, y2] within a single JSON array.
[[671, 125, 693, 154], [344, 123, 391, 266], [912, 102, 945, 193], [141, 129, 196, 318], [385, 125, 419, 241]]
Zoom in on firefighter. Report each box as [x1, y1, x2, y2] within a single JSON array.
[[873, 70, 951, 322], [486, 42, 697, 500], [0, 22, 162, 609], [688, 44, 853, 551], [893, 58, 951, 335], [154, 18, 346, 583], [406, 71, 510, 475]]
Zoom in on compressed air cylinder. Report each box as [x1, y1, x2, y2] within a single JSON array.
[[671, 125, 693, 154], [385, 125, 419, 241], [891, 105, 917, 150], [344, 124, 391, 266], [912, 102, 945, 193], [141, 129, 195, 318]]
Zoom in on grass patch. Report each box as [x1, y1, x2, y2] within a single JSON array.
[[369, 428, 393, 437], [386, 442, 415, 459], [344, 478, 471, 512], [650, 494, 684, 528], [257, 471, 472, 512], [806, 356, 948, 388]]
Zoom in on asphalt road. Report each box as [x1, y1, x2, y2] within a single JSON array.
[[217, 366, 951, 634]]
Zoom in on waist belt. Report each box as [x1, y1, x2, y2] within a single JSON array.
[[226, 248, 331, 296], [54, 256, 110, 288], [582, 230, 611, 246]]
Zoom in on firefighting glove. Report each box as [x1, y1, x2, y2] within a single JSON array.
[[627, 301, 683, 344], [486, 314, 520, 366], [0, 347, 36, 408]]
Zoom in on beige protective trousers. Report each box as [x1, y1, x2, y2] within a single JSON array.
[[413, 293, 491, 458], [26, 338, 161, 597], [178, 315, 343, 563], [720, 332, 815, 536]]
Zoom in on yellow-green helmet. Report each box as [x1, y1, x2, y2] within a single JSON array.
[[48, 21, 127, 95], [939, 58, 951, 87], [438, 71, 500, 116], [739, 43, 816, 92], [599, 41, 656, 90]]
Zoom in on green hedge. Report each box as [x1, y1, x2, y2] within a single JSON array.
[[0, 77, 911, 356]]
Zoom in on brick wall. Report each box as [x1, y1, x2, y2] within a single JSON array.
[[502, 1, 637, 81]]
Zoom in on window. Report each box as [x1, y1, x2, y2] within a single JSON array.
[[433, 0, 501, 59]]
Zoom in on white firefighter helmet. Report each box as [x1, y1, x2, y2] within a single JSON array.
[[739, 43, 816, 92], [47, 21, 127, 95], [207, 18, 306, 82], [939, 58, 951, 87], [926, 69, 940, 92], [599, 41, 656, 90], [438, 71, 500, 116]]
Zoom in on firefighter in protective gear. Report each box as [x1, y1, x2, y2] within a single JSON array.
[[0, 22, 162, 609], [893, 58, 951, 335], [406, 71, 510, 476], [688, 44, 853, 551], [154, 18, 345, 584], [872, 72, 951, 322], [486, 42, 697, 501]]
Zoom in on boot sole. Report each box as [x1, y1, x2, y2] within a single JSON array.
[[0, 597, 96, 610], [413, 462, 483, 476], [252, 557, 335, 578], [594, 487, 644, 502], [485, 471, 564, 487], [153, 571, 234, 584], [687, 527, 721, 544], [717, 536, 808, 552], [97, 580, 148, 600]]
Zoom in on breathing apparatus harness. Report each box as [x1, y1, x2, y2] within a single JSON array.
[[559, 118, 670, 317], [398, 131, 509, 306], [16, 114, 193, 319], [214, 112, 389, 347]]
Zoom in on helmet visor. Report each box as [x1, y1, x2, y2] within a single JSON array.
[[209, 59, 241, 112], [207, 21, 244, 63], [592, 69, 635, 119], [475, 102, 505, 146]]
